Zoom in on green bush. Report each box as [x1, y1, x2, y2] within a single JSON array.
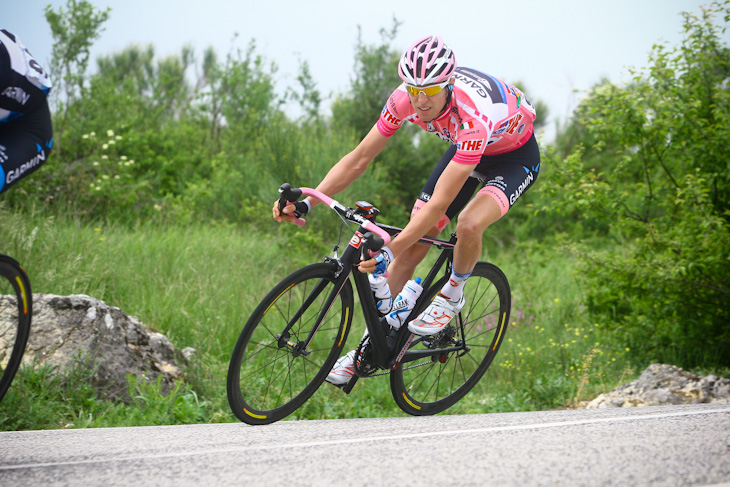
[[546, 2, 730, 367]]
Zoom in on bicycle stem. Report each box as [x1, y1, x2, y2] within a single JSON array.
[[294, 187, 393, 245]]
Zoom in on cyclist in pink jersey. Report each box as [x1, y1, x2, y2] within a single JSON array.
[[274, 36, 541, 385]]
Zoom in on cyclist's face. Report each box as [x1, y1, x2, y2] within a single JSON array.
[[407, 84, 451, 122]]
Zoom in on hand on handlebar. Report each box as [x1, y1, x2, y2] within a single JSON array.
[[272, 200, 309, 224], [359, 246, 393, 275]]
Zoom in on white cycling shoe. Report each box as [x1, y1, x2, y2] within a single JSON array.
[[326, 350, 357, 385], [408, 294, 466, 336]]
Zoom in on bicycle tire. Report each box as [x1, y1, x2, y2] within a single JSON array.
[[390, 261, 510, 416], [0, 255, 32, 404], [227, 262, 354, 425]]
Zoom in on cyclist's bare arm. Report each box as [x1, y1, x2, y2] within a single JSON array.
[[359, 160, 473, 273], [273, 124, 389, 223]]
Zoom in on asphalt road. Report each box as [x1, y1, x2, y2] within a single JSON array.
[[1, 403, 729, 486]]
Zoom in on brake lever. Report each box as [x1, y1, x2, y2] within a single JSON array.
[[278, 183, 306, 226]]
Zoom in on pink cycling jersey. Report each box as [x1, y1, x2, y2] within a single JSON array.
[[377, 67, 536, 164]]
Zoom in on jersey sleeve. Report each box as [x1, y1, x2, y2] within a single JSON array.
[[376, 86, 412, 137]]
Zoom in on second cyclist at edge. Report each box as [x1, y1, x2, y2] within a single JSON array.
[[273, 35, 541, 385]]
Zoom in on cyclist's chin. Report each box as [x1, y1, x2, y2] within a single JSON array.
[[418, 110, 436, 122]]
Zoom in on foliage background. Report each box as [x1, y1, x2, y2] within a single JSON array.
[[1, 1, 728, 429]]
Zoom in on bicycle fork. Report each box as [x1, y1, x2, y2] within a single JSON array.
[[275, 262, 350, 356]]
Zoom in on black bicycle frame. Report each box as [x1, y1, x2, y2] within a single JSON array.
[[334, 222, 461, 371], [277, 214, 465, 389]]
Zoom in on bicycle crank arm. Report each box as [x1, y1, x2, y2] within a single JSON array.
[[338, 374, 359, 394]]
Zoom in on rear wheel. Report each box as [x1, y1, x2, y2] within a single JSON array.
[[0, 255, 32, 404], [227, 262, 353, 425], [390, 261, 510, 415]]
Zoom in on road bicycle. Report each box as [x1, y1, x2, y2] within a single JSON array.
[[227, 184, 511, 425], [0, 253, 32, 403]]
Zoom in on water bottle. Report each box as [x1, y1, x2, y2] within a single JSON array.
[[386, 277, 423, 329], [368, 274, 392, 315]]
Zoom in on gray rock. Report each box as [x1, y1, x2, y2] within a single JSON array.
[[586, 363, 730, 408], [14, 294, 185, 402]]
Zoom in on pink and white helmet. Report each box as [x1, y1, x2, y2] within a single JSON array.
[[398, 35, 457, 86]]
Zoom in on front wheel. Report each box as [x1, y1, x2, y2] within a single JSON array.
[[0, 255, 32, 404], [390, 261, 510, 416], [227, 262, 354, 425]]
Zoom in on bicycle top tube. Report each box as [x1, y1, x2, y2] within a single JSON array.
[[293, 187, 392, 246], [377, 223, 456, 250]]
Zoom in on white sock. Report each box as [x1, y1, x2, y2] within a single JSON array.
[[439, 269, 472, 302]]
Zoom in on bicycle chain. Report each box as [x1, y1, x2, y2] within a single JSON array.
[[353, 334, 436, 379], [363, 360, 433, 378], [354, 326, 457, 378]]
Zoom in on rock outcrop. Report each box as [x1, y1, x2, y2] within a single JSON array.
[[17, 294, 191, 402], [586, 363, 730, 408]]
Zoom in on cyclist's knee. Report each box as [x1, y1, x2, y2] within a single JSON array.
[[455, 220, 483, 243]]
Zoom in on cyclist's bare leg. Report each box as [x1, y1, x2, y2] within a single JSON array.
[[386, 225, 441, 295], [452, 193, 503, 274]]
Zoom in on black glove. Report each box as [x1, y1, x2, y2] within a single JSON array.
[[292, 200, 310, 218]]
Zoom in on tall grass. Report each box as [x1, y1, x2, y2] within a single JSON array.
[[1, 206, 640, 429]]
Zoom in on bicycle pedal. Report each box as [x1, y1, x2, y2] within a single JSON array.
[[354, 362, 378, 377]]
